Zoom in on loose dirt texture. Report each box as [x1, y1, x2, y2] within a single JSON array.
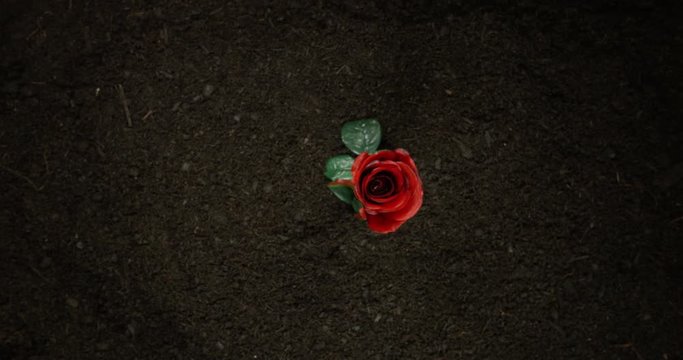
[[1, 1, 682, 359]]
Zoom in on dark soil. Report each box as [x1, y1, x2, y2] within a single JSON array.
[[1, 0, 682, 359]]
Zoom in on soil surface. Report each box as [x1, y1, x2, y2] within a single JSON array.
[[1, 1, 682, 359]]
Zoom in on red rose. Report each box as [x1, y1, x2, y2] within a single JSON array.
[[351, 149, 423, 233]]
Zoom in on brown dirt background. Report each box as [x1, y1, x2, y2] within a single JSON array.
[[1, 0, 682, 359]]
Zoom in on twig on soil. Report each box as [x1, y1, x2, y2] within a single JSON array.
[[28, 264, 51, 283], [0, 164, 44, 191], [116, 84, 132, 127], [142, 109, 155, 120], [43, 150, 50, 174], [670, 215, 683, 224]]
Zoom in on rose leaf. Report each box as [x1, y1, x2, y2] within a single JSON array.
[[351, 197, 363, 213], [324, 155, 354, 181], [341, 118, 381, 155], [328, 184, 354, 204]]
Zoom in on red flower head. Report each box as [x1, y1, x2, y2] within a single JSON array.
[[351, 149, 423, 233]]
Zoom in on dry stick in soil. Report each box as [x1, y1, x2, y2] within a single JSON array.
[[0, 164, 44, 191], [116, 84, 132, 127]]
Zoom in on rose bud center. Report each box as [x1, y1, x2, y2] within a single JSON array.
[[367, 173, 395, 197]]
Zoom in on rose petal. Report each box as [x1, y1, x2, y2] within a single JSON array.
[[394, 148, 419, 173], [383, 163, 423, 221], [362, 182, 407, 212], [366, 213, 404, 234], [366, 162, 416, 213], [361, 166, 399, 199], [385, 187, 422, 222], [351, 152, 370, 185], [356, 162, 404, 205], [351, 149, 423, 230]]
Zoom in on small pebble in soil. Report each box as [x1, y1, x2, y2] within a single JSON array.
[[212, 212, 228, 225], [76, 141, 88, 152], [485, 131, 493, 148], [263, 184, 273, 193], [66, 297, 79, 308], [216, 341, 225, 351], [181, 162, 190, 172], [456, 140, 473, 159], [40, 257, 52, 268], [434, 158, 442, 170], [76, 241, 84, 249], [203, 84, 216, 97], [126, 323, 135, 338]]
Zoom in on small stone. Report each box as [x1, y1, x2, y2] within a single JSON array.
[[434, 158, 442, 170], [203, 84, 215, 97], [66, 297, 79, 308], [456, 140, 473, 159], [216, 341, 225, 350], [212, 212, 228, 225], [352, 325, 360, 332], [263, 184, 273, 193], [127, 323, 136, 337], [76, 241, 84, 249], [181, 162, 191, 172], [39, 257, 52, 268], [1, 81, 19, 94], [484, 131, 493, 148], [76, 141, 89, 152]]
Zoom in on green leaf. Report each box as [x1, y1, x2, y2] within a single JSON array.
[[351, 197, 363, 213], [324, 155, 354, 181], [341, 118, 381, 155], [328, 184, 354, 204]]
